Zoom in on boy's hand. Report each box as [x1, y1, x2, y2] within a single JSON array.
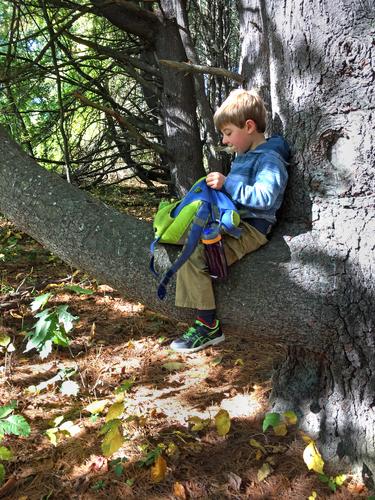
[[206, 172, 226, 190]]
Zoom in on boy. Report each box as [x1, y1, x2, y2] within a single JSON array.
[[170, 89, 290, 353]]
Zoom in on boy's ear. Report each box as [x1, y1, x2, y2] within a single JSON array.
[[245, 119, 257, 133]]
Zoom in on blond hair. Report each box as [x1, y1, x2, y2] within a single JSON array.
[[213, 89, 267, 133]]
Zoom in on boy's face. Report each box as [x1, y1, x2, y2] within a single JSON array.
[[220, 120, 255, 154]]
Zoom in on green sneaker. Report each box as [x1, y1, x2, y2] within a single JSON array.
[[170, 320, 224, 353]]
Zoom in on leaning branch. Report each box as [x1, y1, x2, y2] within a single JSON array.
[[158, 59, 244, 84], [73, 92, 167, 156]]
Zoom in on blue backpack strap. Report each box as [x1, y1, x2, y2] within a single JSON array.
[[209, 189, 242, 238], [149, 236, 161, 277], [157, 202, 211, 300]]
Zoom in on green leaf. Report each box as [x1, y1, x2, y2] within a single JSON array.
[[39, 339, 53, 359], [101, 425, 124, 457], [0, 333, 11, 348], [105, 402, 124, 422], [115, 379, 135, 393], [98, 418, 122, 436], [52, 327, 70, 347], [0, 401, 17, 419], [262, 412, 281, 432], [65, 285, 94, 295], [0, 446, 12, 460], [113, 462, 123, 477], [0, 463, 5, 485], [55, 305, 78, 333], [30, 293, 52, 312], [0, 414, 31, 437]]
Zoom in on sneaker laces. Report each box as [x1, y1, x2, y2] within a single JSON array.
[[181, 326, 198, 340]]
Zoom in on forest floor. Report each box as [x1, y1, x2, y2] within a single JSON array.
[[0, 183, 370, 500]]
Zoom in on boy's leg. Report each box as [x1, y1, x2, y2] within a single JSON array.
[[171, 222, 268, 353]]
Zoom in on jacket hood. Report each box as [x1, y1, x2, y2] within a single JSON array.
[[253, 135, 291, 162]]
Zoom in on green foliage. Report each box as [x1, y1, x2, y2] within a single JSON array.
[[0, 402, 31, 437], [91, 480, 106, 491], [319, 473, 347, 492], [25, 293, 78, 359], [137, 444, 164, 467], [0, 401, 31, 485], [262, 412, 281, 432], [109, 456, 128, 477]]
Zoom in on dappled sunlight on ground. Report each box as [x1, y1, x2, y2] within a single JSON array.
[[0, 215, 369, 499]]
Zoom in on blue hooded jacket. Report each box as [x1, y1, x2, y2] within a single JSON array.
[[222, 135, 290, 224]]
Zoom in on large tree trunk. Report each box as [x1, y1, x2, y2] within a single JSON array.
[[239, 0, 374, 482], [90, 0, 205, 194]]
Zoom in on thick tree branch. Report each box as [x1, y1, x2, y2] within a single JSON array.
[[158, 59, 244, 84]]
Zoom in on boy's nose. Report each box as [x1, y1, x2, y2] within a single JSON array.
[[222, 136, 229, 145]]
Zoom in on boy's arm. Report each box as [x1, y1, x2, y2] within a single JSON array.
[[223, 160, 288, 210]]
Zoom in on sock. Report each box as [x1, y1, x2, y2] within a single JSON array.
[[197, 309, 216, 328]]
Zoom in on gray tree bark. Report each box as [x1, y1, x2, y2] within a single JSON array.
[[239, 0, 374, 483]]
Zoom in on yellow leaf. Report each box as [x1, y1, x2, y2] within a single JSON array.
[[255, 449, 263, 461], [106, 402, 124, 422], [150, 455, 167, 483], [234, 358, 244, 366], [273, 423, 288, 436], [308, 491, 317, 500], [173, 481, 186, 499], [85, 399, 109, 415], [303, 441, 324, 474], [215, 409, 231, 436], [45, 428, 58, 446], [166, 442, 179, 457], [283, 410, 298, 425], [257, 462, 273, 481], [188, 416, 211, 432], [300, 431, 313, 443], [101, 426, 124, 457], [249, 438, 267, 454]]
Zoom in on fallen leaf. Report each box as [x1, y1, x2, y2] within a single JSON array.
[[211, 356, 223, 366], [303, 441, 324, 474], [255, 449, 263, 461], [226, 471, 242, 491], [150, 455, 167, 483], [257, 462, 273, 481], [60, 380, 80, 396], [85, 400, 109, 415], [262, 412, 280, 432], [59, 420, 81, 436], [283, 410, 298, 425], [162, 362, 185, 371], [173, 481, 186, 499], [0, 334, 11, 347], [215, 409, 231, 436], [249, 438, 267, 454], [234, 358, 244, 366], [273, 423, 288, 436], [188, 416, 211, 432], [300, 431, 313, 443]]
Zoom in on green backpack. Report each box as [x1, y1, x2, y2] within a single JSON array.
[[150, 177, 241, 299]]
